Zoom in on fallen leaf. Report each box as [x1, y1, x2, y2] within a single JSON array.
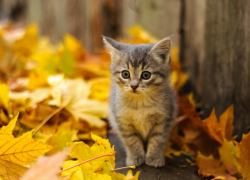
[[178, 96, 221, 157], [63, 161, 112, 180], [218, 139, 238, 175], [165, 142, 183, 159], [235, 133, 250, 180], [58, 45, 76, 76], [63, 34, 85, 61], [47, 121, 78, 155], [28, 72, 49, 90], [126, 25, 158, 43], [13, 25, 38, 59], [88, 78, 110, 102], [62, 79, 108, 128], [219, 105, 234, 141], [67, 133, 115, 175], [0, 114, 54, 166], [195, 152, 237, 180], [125, 170, 140, 180], [0, 159, 28, 180], [0, 84, 9, 110], [61, 133, 139, 180], [203, 109, 223, 144]]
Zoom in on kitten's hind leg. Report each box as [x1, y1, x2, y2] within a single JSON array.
[[117, 123, 145, 166], [145, 119, 173, 167]]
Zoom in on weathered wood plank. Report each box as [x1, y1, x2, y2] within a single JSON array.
[[202, 0, 250, 139]]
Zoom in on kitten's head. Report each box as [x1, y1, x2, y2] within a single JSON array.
[[103, 36, 171, 95]]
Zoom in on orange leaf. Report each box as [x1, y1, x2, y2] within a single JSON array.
[[195, 152, 237, 180], [203, 109, 223, 144], [219, 105, 234, 141], [235, 133, 250, 180], [178, 96, 221, 157]]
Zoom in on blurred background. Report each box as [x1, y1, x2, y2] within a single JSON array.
[[0, 0, 249, 139]]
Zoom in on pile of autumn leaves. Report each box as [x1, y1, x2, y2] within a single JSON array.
[[0, 24, 148, 180], [0, 23, 249, 180], [173, 96, 250, 180]]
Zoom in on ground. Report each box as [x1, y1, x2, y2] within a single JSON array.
[[108, 134, 202, 180]]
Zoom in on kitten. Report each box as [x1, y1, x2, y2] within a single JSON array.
[[103, 36, 177, 167]]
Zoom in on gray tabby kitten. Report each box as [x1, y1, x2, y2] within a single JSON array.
[[103, 36, 177, 167]]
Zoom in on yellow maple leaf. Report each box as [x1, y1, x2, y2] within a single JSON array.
[[62, 133, 139, 180], [61, 79, 108, 128], [218, 139, 239, 175], [165, 142, 183, 159], [0, 83, 9, 110], [47, 121, 78, 155], [0, 114, 53, 166], [67, 134, 115, 175], [88, 78, 110, 102], [63, 161, 112, 180], [31, 52, 58, 74], [235, 133, 250, 180], [127, 25, 158, 43], [0, 113, 18, 136], [27, 72, 49, 90], [0, 159, 28, 180], [13, 25, 38, 59], [125, 170, 140, 180], [63, 34, 85, 61]]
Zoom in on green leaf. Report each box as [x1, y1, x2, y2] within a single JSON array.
[[58, 45, 76, 76]]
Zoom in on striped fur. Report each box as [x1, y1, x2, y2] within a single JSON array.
[[103, 37, 177, 167]]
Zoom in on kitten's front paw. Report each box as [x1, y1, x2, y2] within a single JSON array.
[[126, 155, 145, 166], [145, 154, 165, 167]]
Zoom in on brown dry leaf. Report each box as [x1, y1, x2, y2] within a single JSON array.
[[195, 152, 237, 180], [177, 96, 236, 158], [178, 96, 221, 157], [235, 133, 250, 180], [21, 152, 67, 180]]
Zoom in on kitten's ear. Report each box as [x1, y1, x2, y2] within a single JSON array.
[[102, 36, 122, 60], [150, 38, 171, 63]]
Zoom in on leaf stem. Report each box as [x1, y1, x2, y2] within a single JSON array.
[[32, 106, 64, 136], [57, 151, 117, 175], [94, 167, 103, 173], [110, 165, 136, 171]]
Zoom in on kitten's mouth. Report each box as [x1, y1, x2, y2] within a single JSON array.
[[131, 89, 138, 94]]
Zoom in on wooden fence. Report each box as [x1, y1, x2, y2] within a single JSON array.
[[1, 0, 250, 139]]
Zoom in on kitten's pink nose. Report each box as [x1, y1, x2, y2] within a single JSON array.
[[130, 85, 138, 91]]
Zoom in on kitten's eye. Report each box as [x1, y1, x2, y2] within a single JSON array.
[[122, 70, 130, 79], [141, 71, 151, 80]]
